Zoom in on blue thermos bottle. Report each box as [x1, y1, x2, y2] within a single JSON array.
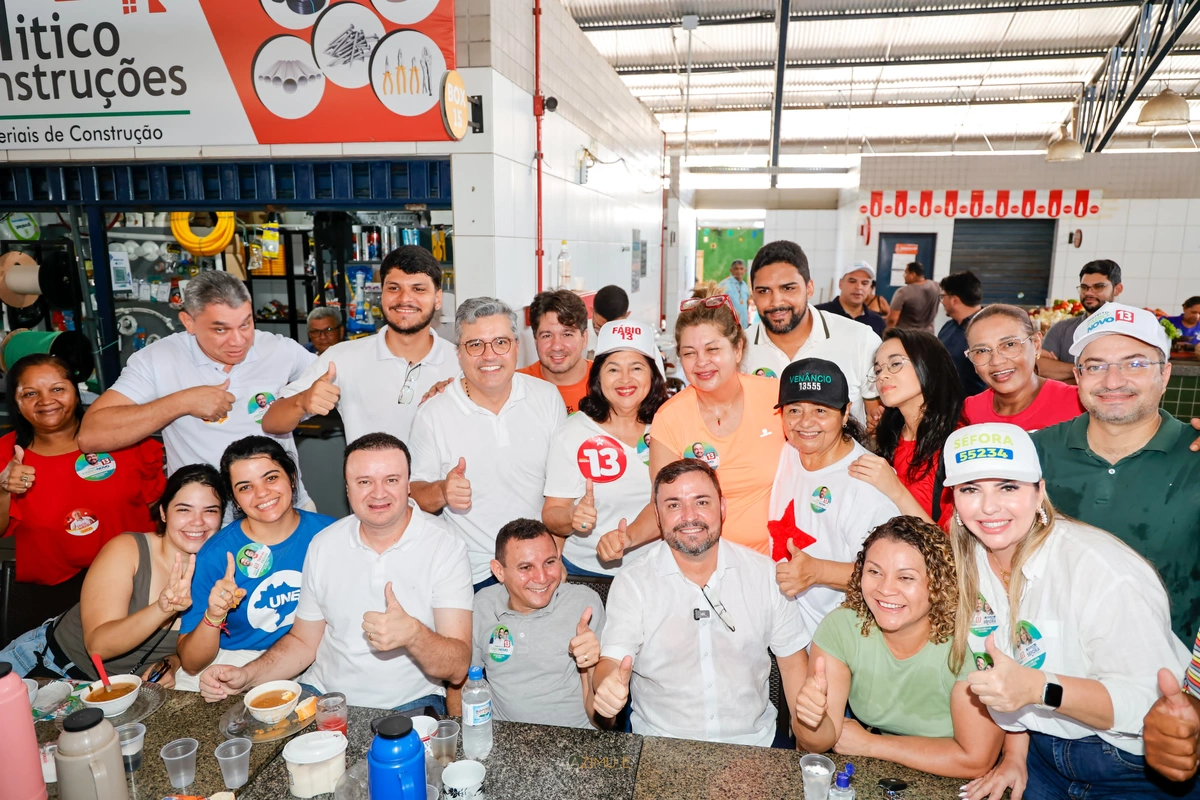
[[368, 716, 426, 800]]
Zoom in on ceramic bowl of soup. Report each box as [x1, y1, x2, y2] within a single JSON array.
[[244, 680, 302, 724], [81, 674, 142, 717]]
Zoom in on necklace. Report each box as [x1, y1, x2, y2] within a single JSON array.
[[988, 552, 1012, 588], [698, 393, 738, 428]]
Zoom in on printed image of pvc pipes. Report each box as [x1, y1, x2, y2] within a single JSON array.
[[252, 35, 325, 119], [310, 2, 385, 89]]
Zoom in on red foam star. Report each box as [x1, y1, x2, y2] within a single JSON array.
[[768, 499, 816, 561]]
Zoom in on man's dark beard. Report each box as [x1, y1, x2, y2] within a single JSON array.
[[666, 519, 720, 556], [760, 303, 808, 335], [384, 304, 436, 335]]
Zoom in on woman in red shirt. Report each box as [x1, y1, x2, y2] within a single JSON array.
[[849, 329, 962, 527], [0, 354, 165, 585], [962, 305, 1084, 431]]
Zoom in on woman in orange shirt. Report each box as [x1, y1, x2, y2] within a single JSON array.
[[596, 292, 783, 559]]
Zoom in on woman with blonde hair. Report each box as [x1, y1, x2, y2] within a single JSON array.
[[947, 422, 1191, 800], [792, 515, 1003, 777], [596, 285, 782, 560]]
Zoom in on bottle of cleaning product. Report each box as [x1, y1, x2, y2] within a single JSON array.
[[555, 240, 572, 289], [829, 763, 855, 800]]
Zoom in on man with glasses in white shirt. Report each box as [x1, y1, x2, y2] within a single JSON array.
[[263, 246, 459, 446], [409, 297, 567, 592], [593, 458, 809, 746]]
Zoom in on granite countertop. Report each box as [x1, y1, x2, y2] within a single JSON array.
[[240, 708, 642, 800], [633, 736, 965, 800]]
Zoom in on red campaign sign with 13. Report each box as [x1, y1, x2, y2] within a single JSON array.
[[577, 435, 627, 484], [860, 190, 1103, 219], [202, 0, 457, 143]]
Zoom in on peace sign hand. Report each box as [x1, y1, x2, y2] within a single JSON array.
[[572, 480, 598, 533], [158, 552, 196, 614]]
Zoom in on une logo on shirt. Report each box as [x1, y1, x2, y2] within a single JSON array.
[[246, 570, 303, 633]]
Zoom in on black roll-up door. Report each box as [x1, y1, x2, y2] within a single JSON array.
[[949, 219, 1056, 307]]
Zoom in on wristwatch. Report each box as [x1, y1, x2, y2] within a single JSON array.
[[1037, 671, 1063, 710]]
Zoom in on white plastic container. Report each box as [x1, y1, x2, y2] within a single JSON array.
[[282, 730, 348, 798]]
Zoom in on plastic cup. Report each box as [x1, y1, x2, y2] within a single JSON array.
[[427, 785, 439, 800], [800, 753, 836, 800], [316, 693, 349, 737], [116, 723, 146, 773], [215, 737, 253, 789], [430, 720, 459, 766], [160, 737, 199, 789]]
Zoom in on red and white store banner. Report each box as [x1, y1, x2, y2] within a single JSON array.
[[859, 190, 1103, 220], [0, 0, 458, 149]]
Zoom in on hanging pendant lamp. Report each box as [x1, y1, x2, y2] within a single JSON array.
[[1046, 124, 1084, 162], [1137, 88, 1191, 126]]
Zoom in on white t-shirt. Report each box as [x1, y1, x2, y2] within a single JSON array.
[[295, 503, 473, 709], [966, 518, 1190, 755], [543, 412, 653, 576], [279, 328, 459, 446], [768, 440, 901, 644], [600, 539, 808, 746], [110, 329, 314, 505], [409, 374, 567, 582], [740, 310, 880, 423]]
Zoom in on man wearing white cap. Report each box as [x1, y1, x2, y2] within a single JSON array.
[[1031, 302, 1200, 643], [815, 261, 885, 336]]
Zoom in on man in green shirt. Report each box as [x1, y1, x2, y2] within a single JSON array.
[[1032, 302, 1200, 643]]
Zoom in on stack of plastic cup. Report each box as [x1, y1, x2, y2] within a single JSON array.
[[116, 723, 146, 773], [160, 738, 199, 789], [215, 738, 252, 789]]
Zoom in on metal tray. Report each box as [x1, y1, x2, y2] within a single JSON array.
[[218, 688, 316, 743]]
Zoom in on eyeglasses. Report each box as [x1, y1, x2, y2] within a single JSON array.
[[308, 325, 341, 338], [680, 294, 740, 324], [966, 335, 1034, 365], [398, 363, 421, 404], [867, 356, 911, 384], [1074, 358, 1164, 377], [1077, 282, 1112, 295], [701, 583, 736, 633], [460, 337, 513, 357]]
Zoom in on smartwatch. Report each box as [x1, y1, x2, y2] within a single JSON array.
[[1038, 671, 1063, 710]]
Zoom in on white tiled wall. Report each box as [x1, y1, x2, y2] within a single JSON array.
[[763, 209, 843, 304]]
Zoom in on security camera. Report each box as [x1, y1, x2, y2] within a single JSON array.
[[544, 96, 558, 113]]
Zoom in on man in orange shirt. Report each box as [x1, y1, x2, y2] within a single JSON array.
[[519, 290, 592, 413]]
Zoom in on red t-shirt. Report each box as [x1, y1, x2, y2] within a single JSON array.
[[0, 432, 165, 585], [962, 379, 1085, 432], [518, 360, 591, 414], [893, 438, 955, 530]]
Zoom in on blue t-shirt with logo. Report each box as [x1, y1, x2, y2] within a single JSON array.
[[181, 509, 336, 650]]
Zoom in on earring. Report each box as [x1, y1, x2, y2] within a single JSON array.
[[954, 511, 963, 527], [1038, 507, 1048, 526]]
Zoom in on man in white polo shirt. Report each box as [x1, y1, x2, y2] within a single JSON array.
[[196, 433, 473, 714], [79, 271, 315, 506], [263, 246, 459, 445], [409, 297, 567, 591], [593, 459, 809, 746], [741, 240, 881, 424]]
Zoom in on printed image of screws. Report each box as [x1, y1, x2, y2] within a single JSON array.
[[325, 24, 380, 67]]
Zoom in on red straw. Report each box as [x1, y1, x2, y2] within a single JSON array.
[[90, 654, 110, 688]]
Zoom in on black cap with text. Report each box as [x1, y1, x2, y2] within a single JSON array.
[[775, 358, 851, 410]]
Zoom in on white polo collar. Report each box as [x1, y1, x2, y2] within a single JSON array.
[[750, 309, 831, 350], [372, 327, 450, 367], [653, 537, 732, 584], [447, 372, 528, 416], [347, 500, 426, 555], [186, 331, 260, 369]]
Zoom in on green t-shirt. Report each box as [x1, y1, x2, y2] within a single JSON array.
[[813, 607, 973, 739]]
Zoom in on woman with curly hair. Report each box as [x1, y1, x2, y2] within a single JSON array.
[[793, 515, 1004, 778]]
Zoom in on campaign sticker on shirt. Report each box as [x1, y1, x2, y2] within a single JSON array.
[[970, 593, 1000, 637], [488, 625, 515, 663], [810, 486, 832, 513], [636, 433, 651, 466], [236, 543, 274, 579], [247, 392, 276, 424], [577, 436, 628, 483], [972, 652, 994, 671], [65, 509, 99, 536], [752, 367, 777, 378], [1015, 621, 1047, 668], [687, 442, 720, 469], [74, 452, 116, 481]]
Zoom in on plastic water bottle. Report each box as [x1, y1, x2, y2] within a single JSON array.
[[554, 241, 572, 289], [829, 763, 855, 800], [461, 666, 493, 760]]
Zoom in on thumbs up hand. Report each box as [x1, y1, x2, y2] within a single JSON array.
[[597, 518, 631, 563], [775, 539, 822, 598], [794, 655, 830, 729], [1, 445, 35, 494], [443, 457, 471, 511], [966, 634, 1045, 713], [1144, 668, 1200, 782], [189, 378, 236, 422], [571, 479, 598, 533], [568, 607, 600, 669], [299, 362, 340, 416], [594, 655, 633, 718], [362, 581, 421, 651]]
